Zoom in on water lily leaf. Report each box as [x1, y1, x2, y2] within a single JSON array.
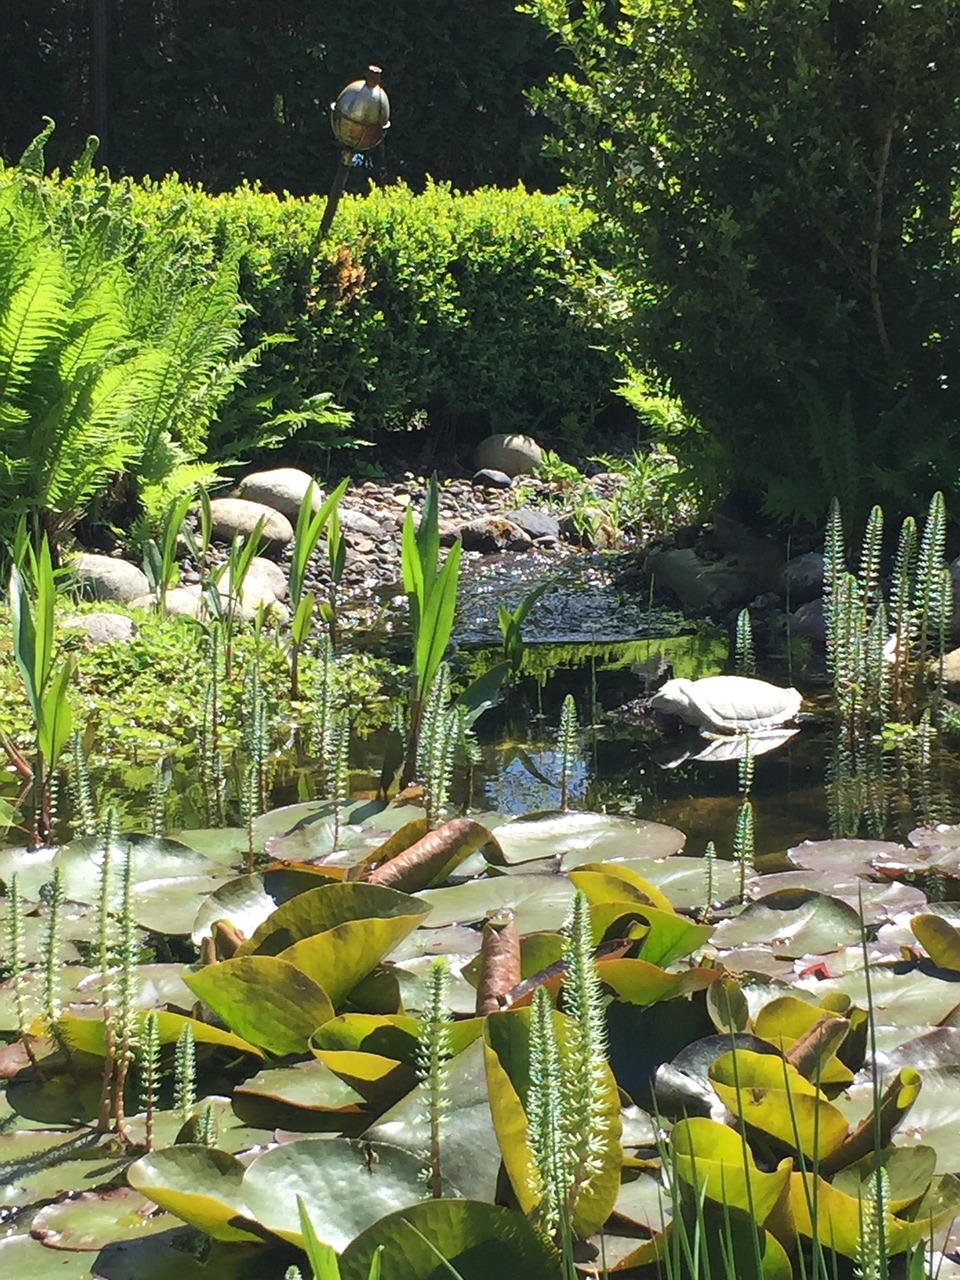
[[747, 871, 926, 923], [184, 957, 333, 1055], [706, 975, 751, 1034], [752, 995, 852, 1085], [710, 891, 865, 958], [617, 855, 742, 912], [653, 1034, 779, 1121], [347, 817, 431, 880], [313, 1013, 483, 1064], [339, 1199, 559, 1280], [57, 1009, 263, 1059], [0, 1235, 102, 1277], [234, 1059, 366, 1115], [789, 1168, 960, 1258], [239, 1138, 430, 1249], [191, 874, 279, 946], [278, 912, 430, 1007], [307, 1047, 417, 1109], [364, 818, 498, 892], [876, 1027, 960, 1075], [911, 913, 960, 971], [670, 1116, 791, 1223], [53, 834, 222, 906], [840, 1069, 960, 1172], [29, 1186, 174, 1250], [133, 873, 236, 935], [126, 1145, 258, 1242], [832, 1144, 937, 1215], [366, 1039, 501, 1202], [793, 967, 960, 1028], [708, 1049, 849, 1159], [261, 800, 429, 868], [237, 882, 428, 957], [483, 1007, 622, 1238], [0, 846, 57, 900], [0, 1128, 122, 1209], [568, 863, 677, 913], [786, 838, 905, 874], [168, 826, 252, 864], [598, 958, 719, 1006], [416, 874, 575, 932], [488, 810, 684, 866], [253, 797, 389, 843]]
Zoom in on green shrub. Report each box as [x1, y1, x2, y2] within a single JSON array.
[[527, 0, 960, 527], [0, 129, 257, 548], [125, 177, 627, 455]]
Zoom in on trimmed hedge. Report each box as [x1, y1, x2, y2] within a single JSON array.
[[125, 177, 628, 458]]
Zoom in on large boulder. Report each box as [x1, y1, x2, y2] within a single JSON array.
[[207, 498, 293, 549], [474, 433, 543, 478], [74, 553, 149, 603], [237, 468, 323, 520]]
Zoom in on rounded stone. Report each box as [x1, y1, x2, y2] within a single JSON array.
[[237, 468, 323, 520], [61, 612, 137, 644], [508, 507, 561, 541], [459, 516, 533, 553], [208, 498, 293, 548], [74, 553, 149, 603], [337, 507, 382, 538], [474, 434, 544, 478], [472, 468, 514, 490]]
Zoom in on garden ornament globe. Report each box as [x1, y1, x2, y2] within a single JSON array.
[[317, 66, 390, 242]]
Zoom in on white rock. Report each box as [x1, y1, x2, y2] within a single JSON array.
[[237, 468, 323, 520], [208, 498, 293, 548], [62, 613, 137, 644], [474, 433, 544, 478], [74, 553, 149, 603]]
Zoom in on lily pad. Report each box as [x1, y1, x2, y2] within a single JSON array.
[[127, 1145, 258, 1243], [237, 882, 428, 957], [0, 1128, 123, 1210], [366, 1039, 501, 1202], [53, 834, 223, 907], [184, 957, 334, 1055], [239, 1137, 431, 1249], [488, 810, 685, 867], [339, 1199, 559, 1280], [30, 1187, 174, 1250], [416, 874, 575, 932], [710, 890, 865, 958]]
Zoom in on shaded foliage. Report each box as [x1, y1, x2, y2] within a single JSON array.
[[527, 0, 960, 526], [0, 0, 563, 194]]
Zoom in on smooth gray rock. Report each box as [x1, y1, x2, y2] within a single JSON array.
[[62, 612, 137, 644], [219, 556, 288, 603], [237, 467, 323, 520], [338, 507, 382, 538], [791, 598, 826, 647], [208, 498, 293, 548], [474, 433, 543, 478], [74, 553, 149, 603], [508, 507, 561, 540], [459, 516, 533, 553], [472, 468, 514, 490], [643, 545, 781, 615]]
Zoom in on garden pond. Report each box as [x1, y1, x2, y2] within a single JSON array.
[[4, 551, 960, 1279]]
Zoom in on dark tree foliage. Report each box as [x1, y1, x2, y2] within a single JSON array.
[[0, 1, 562, 194], [528, 0, 960, 526]]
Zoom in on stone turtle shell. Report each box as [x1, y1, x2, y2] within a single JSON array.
[[648, 675, 803, 735]]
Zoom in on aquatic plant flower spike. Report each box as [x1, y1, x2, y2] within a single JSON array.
[[648, 675, 803, 736]]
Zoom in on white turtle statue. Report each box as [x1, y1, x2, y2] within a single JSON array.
[[648, 675, 802, 737]]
